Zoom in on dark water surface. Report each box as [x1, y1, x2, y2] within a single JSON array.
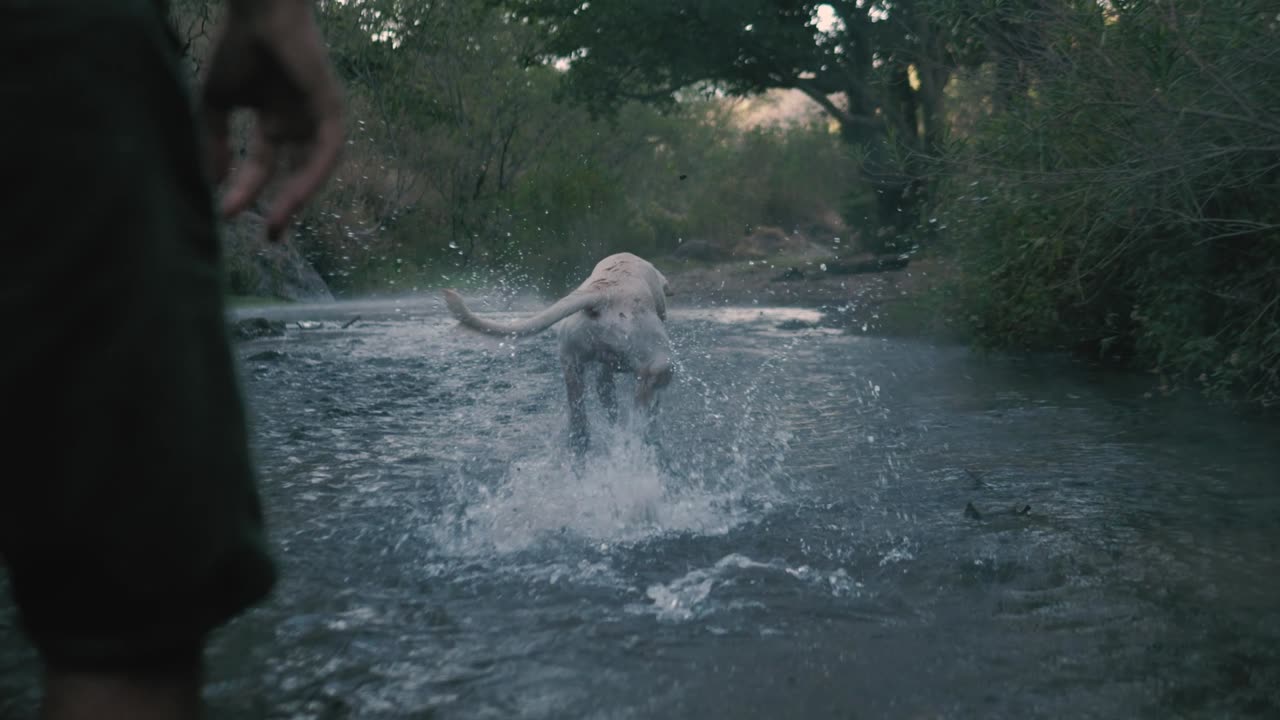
[[3, 295, 1278, 719]]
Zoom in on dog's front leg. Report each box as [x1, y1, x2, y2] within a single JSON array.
[[596, 368, 618, 424], [633, 374, 664, 451], [634, 360, 673, 445], [564, 358, 590, 455], [634, 361, 673, 415]]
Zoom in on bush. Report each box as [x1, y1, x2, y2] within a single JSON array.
[[931, 0, 1280, 408]]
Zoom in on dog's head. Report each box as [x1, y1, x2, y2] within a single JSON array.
[[652, 267, 673, 297]]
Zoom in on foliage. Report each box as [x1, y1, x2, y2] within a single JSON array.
[[164, 0, 855, 294], [500, 0, 983, 234], [928, 0, 1280, 408], [165, 0, 1279, 410]]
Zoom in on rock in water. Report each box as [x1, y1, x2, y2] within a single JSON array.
[[232, 317, 286, 340], [221, 211, 335, 302]]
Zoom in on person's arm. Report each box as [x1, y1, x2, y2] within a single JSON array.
[[202, 0, 345, 241], [40, 4, 343, 718]]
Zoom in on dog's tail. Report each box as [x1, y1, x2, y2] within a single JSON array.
[[442, 288, 603, 337]]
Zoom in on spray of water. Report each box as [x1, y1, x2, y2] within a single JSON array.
[[429, 307, 809, 559]]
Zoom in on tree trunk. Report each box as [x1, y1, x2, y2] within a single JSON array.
[[836, 85, 920, 241]]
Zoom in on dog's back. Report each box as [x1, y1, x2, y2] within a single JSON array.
[[558, 254, 672, 371], [443, 252, 675, 452], [572, 253, 671, 320], [442, 253, 670, 338]]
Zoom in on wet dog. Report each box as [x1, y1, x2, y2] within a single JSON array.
[[443, 253, 674, 453]]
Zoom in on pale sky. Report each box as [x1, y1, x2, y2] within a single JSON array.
[[815, 4, 840, 33]]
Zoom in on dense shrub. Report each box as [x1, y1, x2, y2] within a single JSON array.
[[931, 0, 1280, 408]]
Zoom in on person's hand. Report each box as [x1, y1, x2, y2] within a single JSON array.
[[201, 0, 344, 241]]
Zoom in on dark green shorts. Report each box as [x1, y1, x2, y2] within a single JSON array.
[[0, 0, 276, 670]]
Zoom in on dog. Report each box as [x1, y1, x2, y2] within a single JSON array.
[[443, 253, 675, 453]]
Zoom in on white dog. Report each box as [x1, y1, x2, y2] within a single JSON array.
[[443, 253, 675, 452]]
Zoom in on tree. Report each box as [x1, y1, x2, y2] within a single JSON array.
[[502, 0, 978, 242], [301, 0, 600, 284], [166, 0, 220, 79]]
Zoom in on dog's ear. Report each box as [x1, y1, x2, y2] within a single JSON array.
[[660, 274, 674, 296]]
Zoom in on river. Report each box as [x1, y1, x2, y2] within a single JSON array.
[[2, 294, 1278, 718]]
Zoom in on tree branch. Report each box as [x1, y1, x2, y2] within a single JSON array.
[[794, 82, 883, 131]]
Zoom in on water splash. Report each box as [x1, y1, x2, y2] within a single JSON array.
[[629, 554, 867, 622], [433, 424, 758, 556], [636, 554, 772, 621], [428, 307, 805, 559]]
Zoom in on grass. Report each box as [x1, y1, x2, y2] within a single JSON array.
[[872, 285, 968, 341]]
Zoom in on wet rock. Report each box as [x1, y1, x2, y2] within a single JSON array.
[[423, 605, 452, 627], [247, 350, 287, 362], [776, 319, 819, 331], [964, 501, 1032, 521], [772, 266, 806, 282], [221, 211, 334, 302], [231, 317, 286, 340]]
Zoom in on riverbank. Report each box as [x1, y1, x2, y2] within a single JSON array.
[[227, 251, 966, 340], [656, 253, 964, 339]]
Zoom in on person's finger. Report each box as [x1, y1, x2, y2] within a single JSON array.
[[264, 115, 344, 241], [198, 21, 246, 184], [219, 129, 277, 220], [202, 106, 233, 185]]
